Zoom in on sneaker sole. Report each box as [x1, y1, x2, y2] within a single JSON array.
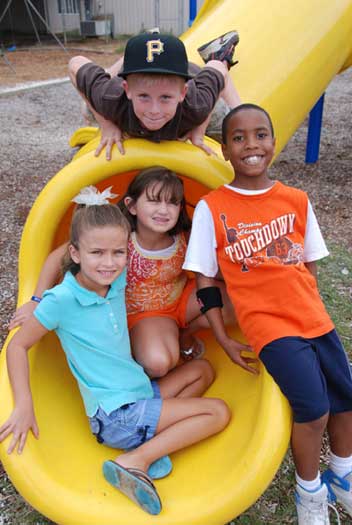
[[198, 31, 239, 57]]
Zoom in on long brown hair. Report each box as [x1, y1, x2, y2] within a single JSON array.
[[62, 203, 131, 275], [118, 166, 191, 235]]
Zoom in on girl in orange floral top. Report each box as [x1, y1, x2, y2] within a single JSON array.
[[118, 166, 235, 378]]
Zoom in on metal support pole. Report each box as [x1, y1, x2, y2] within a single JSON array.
[[178, 0, 184, 35], [60, 8, 67, 46], [188, 0, 197, 26], [305, 93, 325, 164], [24, 0, 42, 44], [154, 0, 160, 30], [1, 45, 16, 73], [25, 0, 69, 54], [0, 0, 13, 25]]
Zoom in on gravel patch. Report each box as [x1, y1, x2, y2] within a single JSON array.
[[0, 82, 81, 343]]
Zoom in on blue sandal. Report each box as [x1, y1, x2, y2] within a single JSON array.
[[103, 460, 162, 515], [148, 455, 172, 479]]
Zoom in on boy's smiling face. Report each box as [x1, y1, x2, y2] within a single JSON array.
[[222, 108, 276, 187], [123, 74, 187, 131]]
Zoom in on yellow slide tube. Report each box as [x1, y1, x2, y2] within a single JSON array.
[[0, 140, 291, 525], [1, 1, 352, 524]]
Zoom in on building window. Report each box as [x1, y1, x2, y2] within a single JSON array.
[[57, 0, 80, 14]]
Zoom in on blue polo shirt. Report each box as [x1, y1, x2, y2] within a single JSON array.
[[34, 271, 153, 417]]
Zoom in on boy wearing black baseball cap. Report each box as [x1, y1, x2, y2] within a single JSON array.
[[68, 30, 241, 159]]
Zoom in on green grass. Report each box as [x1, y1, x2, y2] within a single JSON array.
[[318, 243, 352, 354], [1, 243, 351, 524]]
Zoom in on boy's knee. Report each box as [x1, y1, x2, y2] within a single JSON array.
[[292, 397, 330, 425], [295, 411, 329, 433]]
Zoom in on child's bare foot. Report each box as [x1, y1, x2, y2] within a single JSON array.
[[112, 452, 172, 480], [114, 450, 148, 473]]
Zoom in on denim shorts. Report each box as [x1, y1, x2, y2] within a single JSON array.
[[88, 381, 162, 450], [260, 330, 352, 423]]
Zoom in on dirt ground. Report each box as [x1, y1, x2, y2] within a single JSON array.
[[0, 40, 351, 524], [0, 39, 123, 86]]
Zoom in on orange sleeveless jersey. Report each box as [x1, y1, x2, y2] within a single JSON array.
[[203, 183, 334, 354]]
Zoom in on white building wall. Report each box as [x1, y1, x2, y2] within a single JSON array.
[[46, 12, 81, 33], [46, 1, 80, 34], [94, 0, 205, 37], [0, 0, 205, 39]]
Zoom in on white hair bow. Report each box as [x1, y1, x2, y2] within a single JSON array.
[[71, 186, 118, 206]]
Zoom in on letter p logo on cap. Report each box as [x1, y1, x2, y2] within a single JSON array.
[[118, 32, 192, 79], [146, 39, 164, 62]]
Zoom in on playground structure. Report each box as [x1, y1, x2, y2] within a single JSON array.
[[1, 1, 352, 524]]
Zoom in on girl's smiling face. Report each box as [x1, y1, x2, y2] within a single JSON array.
[[69, 225, 128, 296], [222, 108, 276, 187], [125, 182, 181, 236]]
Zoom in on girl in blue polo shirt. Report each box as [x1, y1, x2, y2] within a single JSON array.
[[0, 187, 230, 515]]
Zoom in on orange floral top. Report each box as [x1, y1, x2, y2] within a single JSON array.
[[125, 232, 188, 315]]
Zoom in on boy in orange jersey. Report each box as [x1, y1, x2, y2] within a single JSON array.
[[68, 30, 241, 159], [183, 103, 352, 524]]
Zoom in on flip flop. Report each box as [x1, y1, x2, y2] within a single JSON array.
[[180, 336, 206, 361], [103, 460, 162, 515], [148, 455, 172, 479]]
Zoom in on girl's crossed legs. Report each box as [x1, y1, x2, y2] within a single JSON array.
[[114, 359, 231, 474], [130, 280, 236, 378]]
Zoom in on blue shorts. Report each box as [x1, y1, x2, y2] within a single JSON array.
[[260, 330, 352, 423], [88, 381, 162, 449]]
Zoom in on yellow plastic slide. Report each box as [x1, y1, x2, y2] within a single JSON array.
[[1, 1, 352, 524]]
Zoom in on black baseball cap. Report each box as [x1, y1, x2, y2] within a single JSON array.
[[118, 32, 192, 80]]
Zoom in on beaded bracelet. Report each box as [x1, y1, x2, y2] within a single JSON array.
[[31, 295, 42, 303]]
